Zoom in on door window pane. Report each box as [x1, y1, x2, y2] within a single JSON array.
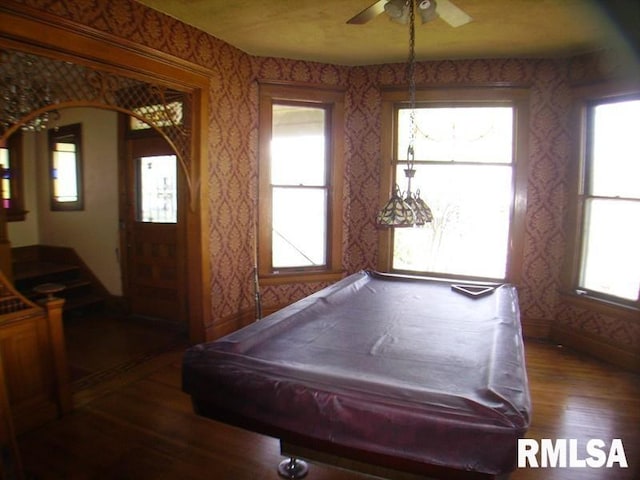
[[138, 155, 177, 223]]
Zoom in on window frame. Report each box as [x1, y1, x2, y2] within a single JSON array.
[[0, 131, 27, 221], [258, 82, 345, 285], [563, 81, 640, 311], [48, 123, 84, 211], [377, 86, 530, 284]]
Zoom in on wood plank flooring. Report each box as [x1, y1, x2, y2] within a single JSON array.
[[15, 332, 640, 479], [64, 312, 185, 388]]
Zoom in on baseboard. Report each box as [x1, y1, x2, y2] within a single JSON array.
[[205, 308, 258, 341], [521, 316, 551, 339], [204, 303, 290, 341], [551, 324, 640, 373]]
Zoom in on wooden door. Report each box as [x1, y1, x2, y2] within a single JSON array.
[[120, 134, 186, 323]]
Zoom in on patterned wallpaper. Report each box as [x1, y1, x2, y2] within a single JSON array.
[[8, 0, 639, 356]]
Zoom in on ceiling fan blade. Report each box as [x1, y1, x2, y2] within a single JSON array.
[[347, 0, 388, 24], [436, 0, 472, 27]]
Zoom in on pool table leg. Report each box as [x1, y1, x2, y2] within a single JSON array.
[[277, 457, 309, 479]]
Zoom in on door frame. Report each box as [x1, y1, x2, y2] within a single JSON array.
[[0, 4, 211, 343]]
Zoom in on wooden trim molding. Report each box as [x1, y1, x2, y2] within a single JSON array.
[[521, 316, 552, 340], [205, 308, 258, 341], [0, 3, 211, 343], [551, 324, 640, 373], [0, 3, 211, 85]]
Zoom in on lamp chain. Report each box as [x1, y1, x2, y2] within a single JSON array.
[[406, 0, 417, 191]]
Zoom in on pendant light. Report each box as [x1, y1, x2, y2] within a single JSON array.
[[376, 0, 433, 228]]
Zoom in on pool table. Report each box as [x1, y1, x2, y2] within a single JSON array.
[[182, 271, 531, 479]]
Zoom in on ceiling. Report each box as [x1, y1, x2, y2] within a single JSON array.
[[134, 0, 637, 66]]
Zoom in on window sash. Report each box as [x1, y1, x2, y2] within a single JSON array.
[[269, 103, 329, 270], [271, 104, 326, 187], [52, 147, 79, 202], [576, 96, 640, 304], [587, 99, 640, 199], [390, 104, 516, 281], [398, 106, 514, 163], [392, 162, 513, 279], [49, 123, 83, 211], [272, 186, 328, 269], [579, 197, 640, 301]]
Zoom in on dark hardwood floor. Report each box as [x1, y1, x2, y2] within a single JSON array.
[[14, 320, 640, 479], [63, 311, 186, 390]]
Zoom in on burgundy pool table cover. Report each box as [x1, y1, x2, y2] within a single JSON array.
[[182, 271, 531, 475]]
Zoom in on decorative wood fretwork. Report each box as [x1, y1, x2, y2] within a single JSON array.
[[0, 48, 195, 204]]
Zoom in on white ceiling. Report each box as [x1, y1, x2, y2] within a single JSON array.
[[133, 0, 636, 66]]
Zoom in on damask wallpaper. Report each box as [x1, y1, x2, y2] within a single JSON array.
[[9, 0, 639, 365]]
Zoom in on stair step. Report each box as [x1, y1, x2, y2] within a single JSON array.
[[13, 262, 80, 283], [11, 247, 110, 317]]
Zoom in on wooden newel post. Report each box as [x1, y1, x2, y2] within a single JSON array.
[[43, 297, 72, 415]]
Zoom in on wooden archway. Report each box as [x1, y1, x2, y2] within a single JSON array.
[[0, 4, 211, 343]]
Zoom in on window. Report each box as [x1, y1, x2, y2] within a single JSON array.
[[576, 95, 640, 306], [137, 154, 178, 223], [378, 88, 529, 282], [258, 83, 345, 283], [49, 123, 83, 211], [0, 131, 26, 221]]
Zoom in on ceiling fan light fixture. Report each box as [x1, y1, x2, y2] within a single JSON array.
[[384, 0, 409, 23], [418, 0, 438, 24]]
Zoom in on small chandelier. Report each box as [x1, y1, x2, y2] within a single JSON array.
[[0, 50, 59, 133], [376, 0, 433, 228]]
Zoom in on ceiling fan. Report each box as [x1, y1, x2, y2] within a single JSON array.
[[347, 0, 471, 27]]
